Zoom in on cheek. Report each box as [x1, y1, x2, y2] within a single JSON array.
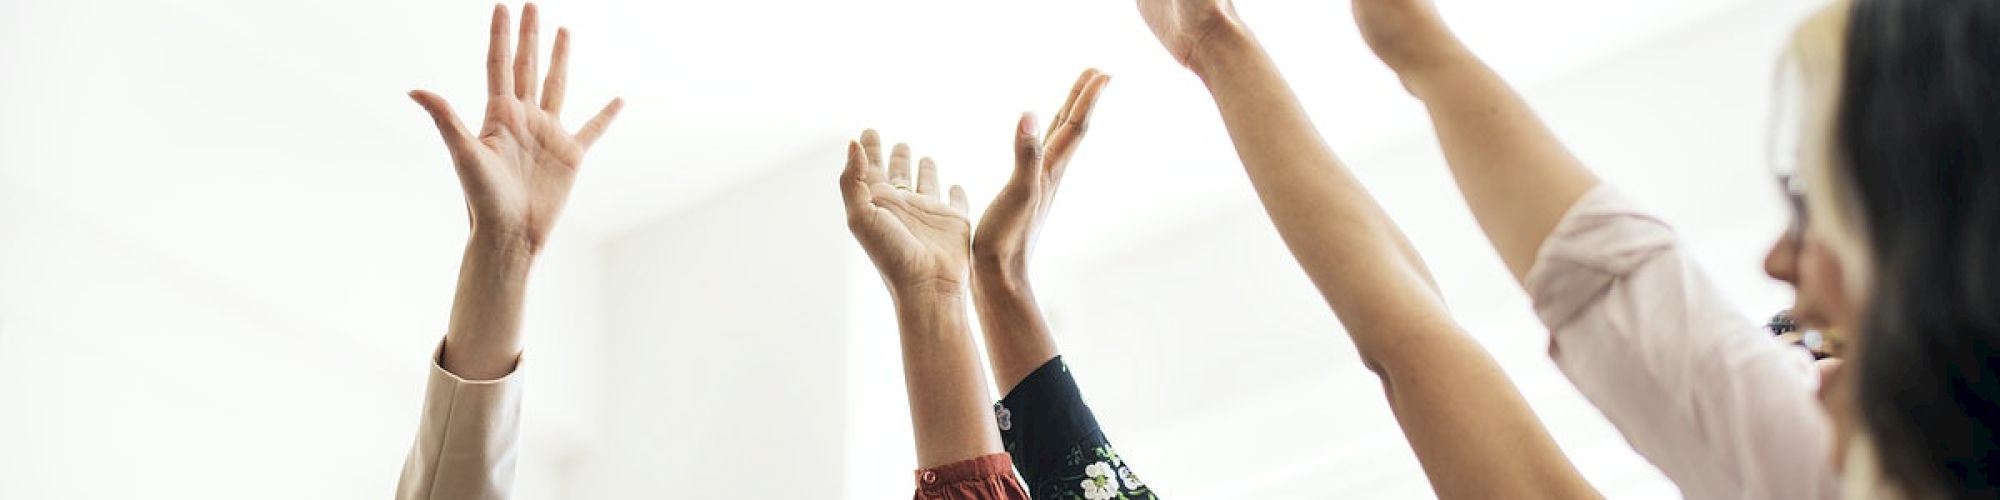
[[1797, 238, 1860, 330]]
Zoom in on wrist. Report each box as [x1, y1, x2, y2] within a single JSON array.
[[889, 276, 968, 306], [971, 262, 1031, 298], [1188, 15, 1258, 81], [971, 247, 1028, 281], [468, 229, 539, 265]]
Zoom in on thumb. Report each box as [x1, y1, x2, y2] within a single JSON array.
[[409, 90, 475, 159], [1012, 112, 1045, 185]]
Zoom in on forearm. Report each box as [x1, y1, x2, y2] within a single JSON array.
[[1190, 26, 1597, 499], [1392, 30, 1600, 284], [440, 232, 535, 380], [894, 291, 1006, 468], [1383, 332, 1604, 500], [971, 266, 1060, 395], [1192, 27, 1444, 359]]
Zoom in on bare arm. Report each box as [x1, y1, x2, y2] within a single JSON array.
[[1136, 2, 1599, 498], [840, 130, 1003, 468], [1352, 0, 1599, 283], [442, 236, 534, 379], [398, 5, 621, 499], [409, 3, 624, 379], [972, 70, 1111, 392]]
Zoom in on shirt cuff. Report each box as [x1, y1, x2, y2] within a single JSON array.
[[396, 338, 525, 500], [994, 357, 1101, 483], [1524, 185, 1679, 329], [912, 453, 1028, 499]]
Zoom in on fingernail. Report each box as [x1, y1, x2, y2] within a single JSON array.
[[1020, 113, 1036, 135]]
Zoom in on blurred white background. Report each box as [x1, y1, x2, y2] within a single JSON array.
[[0, 0, 1828, 498]]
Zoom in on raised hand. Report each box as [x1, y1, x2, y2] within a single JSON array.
[[974, 69, 1112, 281], [1135, 0, 1246, 70], [840, 130, 974, 298], [971, 70, 1110, 393], [840, 131, 1009, 469], [409, 3, 623, 255]]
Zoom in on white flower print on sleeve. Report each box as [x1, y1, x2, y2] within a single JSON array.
[[1082, 461, 1119, 500], [1119, 466, 1144, 491]]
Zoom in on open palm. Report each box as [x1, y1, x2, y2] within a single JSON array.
[[1136, 0, 1243, 68], [840, 130, 973, 294], [409, 3, 623, 253], [974, 69, 1112, 274]]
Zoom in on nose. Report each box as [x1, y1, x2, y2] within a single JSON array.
[[1766, 231, 1800, 284]]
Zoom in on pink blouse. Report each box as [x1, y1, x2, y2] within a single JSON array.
[[1527, 186, 1838, 499]]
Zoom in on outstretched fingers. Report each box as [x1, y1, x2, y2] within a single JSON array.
[[888, 143, 914, 190], [574, 97, 625, 150], [1048, 68, 1100, 138], [841, 140, 876, 224], [541, 27, 571, 113], [861, 129, 887, 179], [486, 4, 513, 97], [917, 157, 941, 202], [410, 90, 476, 161], [1045, 72, 1111, 172], [514, 3, 541, 101]]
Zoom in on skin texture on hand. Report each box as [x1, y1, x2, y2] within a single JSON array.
[[838, 130, 1002, 468], [971, 69, 1111, 393], [1135, 0, 1248, 72], [410, 3, 623, 380], [841, 130, 974, 298], [1139, 3, 1601, 499]]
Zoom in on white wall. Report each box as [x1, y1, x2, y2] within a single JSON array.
[[0, 0, 614, 496], [577, 149, 855, 497], [0, 179, 606, 499]]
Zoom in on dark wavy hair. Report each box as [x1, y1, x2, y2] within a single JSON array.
[[1840, 0, 2000, 496]]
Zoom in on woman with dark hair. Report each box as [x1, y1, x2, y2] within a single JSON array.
[[1330, 0, 1851, 497], [1834, 0, 2000, 496], [1345, 0, 2000, 497]]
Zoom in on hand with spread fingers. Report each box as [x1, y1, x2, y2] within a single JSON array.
[[972, 69, 1111, 390], [973, 69, 1111, 282], [840, 130, 975, 299], [397, 5, 627, 500], [841, 131, 1024, 491], [409, 3, 624, 256]]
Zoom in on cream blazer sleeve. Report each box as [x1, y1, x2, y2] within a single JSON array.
[[396, 339, 524, 500]]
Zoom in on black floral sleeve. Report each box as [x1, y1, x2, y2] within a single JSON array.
[[994, 356, 1158, 500]]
